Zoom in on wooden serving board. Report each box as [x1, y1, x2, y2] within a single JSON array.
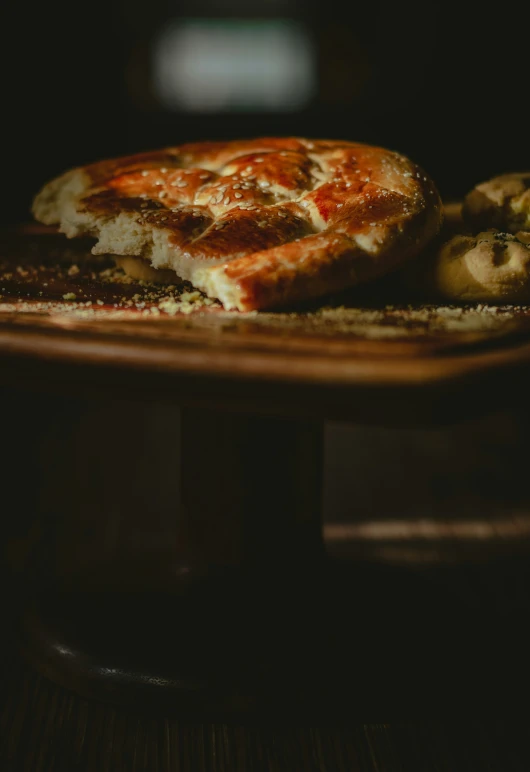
[[2, 215, 530, 422]]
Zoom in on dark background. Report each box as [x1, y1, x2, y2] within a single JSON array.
[[2, 0, 530, 597], [4, 4, 530, 761], [1, 0, 529, 226], [2, 0, 530, 553]]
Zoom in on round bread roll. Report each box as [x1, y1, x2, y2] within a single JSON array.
[[462, 171, 530, 233], [419, 172, 530, 304], [434, 229, 530, 303], [31, 137, 443, 311]]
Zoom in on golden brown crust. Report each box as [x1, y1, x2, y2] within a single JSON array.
[[32, 137, 443, 311]]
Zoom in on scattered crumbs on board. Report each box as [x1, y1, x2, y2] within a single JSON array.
[[0, 246, 222, 319], [248, 303, 530, 338], [1, 231, 530, 339]]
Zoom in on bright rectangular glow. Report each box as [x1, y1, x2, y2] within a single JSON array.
[[153, 18, 316, 112]]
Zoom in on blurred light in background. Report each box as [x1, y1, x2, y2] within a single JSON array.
[[153, 18, 316, 113]]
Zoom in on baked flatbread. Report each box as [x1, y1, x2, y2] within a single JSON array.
[[32, 137, 443, 311]]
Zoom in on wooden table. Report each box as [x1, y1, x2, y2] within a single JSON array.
[[2, 220, 530, 767]]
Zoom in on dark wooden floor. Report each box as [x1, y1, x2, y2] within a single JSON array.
[[2, 649, 530, 772]]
